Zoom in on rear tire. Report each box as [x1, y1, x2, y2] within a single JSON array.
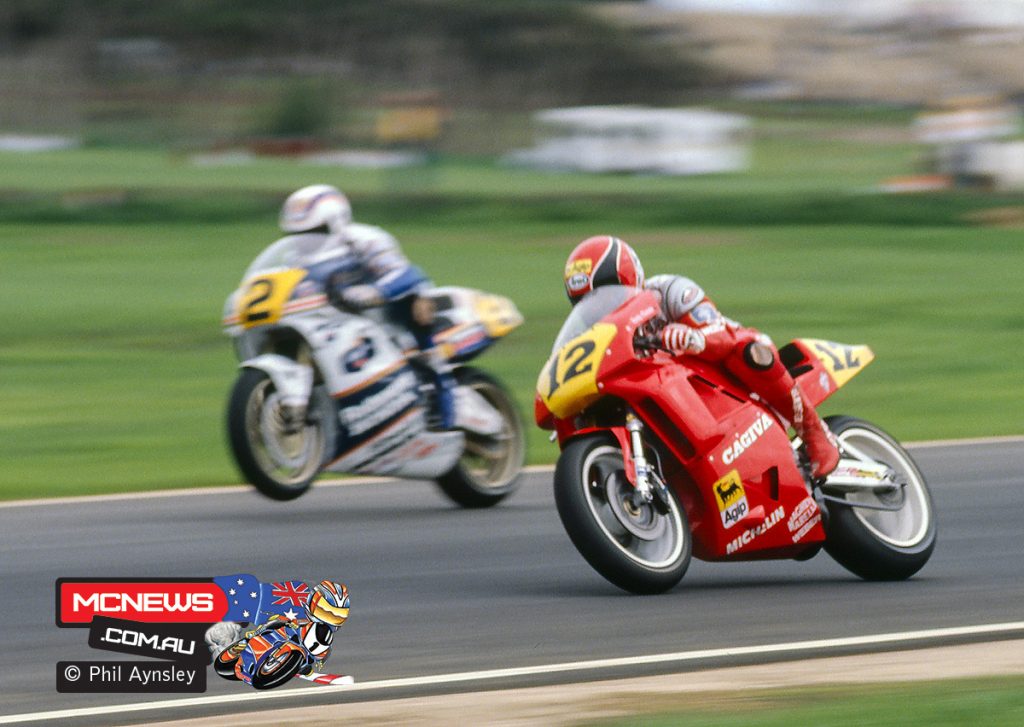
[[822, 416, 936, 580], [435, 368, 525, 508], [213, 645, 243, 681], [226, 368, 336, 501], [554, 434, 691, 594]]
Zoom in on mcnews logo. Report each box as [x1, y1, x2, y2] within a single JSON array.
[[56, 579, 227, 625], [53, 575, 343, 693]]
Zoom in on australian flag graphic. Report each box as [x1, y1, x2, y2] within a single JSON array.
[[213, 574, 311, 624]]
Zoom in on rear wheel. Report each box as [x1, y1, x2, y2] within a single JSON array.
[[435, 368, 525, 508], [554, 435, 691, 594], [226, 368, 336, 501], [822, 416, 936, 580], [213, 643, 243, 681]]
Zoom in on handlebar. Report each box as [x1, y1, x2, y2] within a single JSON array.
[[633, 333, 672, 354]]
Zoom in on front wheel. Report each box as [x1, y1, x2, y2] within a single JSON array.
[[822, 416, 936, 580], [554, 435, 691, 594], [226, 368, 336, 502], [250, 644, 305, 690], [435, 368, 525, 508]]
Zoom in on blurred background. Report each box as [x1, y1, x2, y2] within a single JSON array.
[[1, 0, 1022, 497]]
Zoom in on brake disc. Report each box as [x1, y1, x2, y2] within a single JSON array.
[[605, 471, 668, 541]]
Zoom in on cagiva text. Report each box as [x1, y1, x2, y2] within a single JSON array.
[[721, 413, 774, 465]]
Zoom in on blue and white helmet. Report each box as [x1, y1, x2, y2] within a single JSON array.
[[280, 184, 352, 235], [304, 580, 350, 627]]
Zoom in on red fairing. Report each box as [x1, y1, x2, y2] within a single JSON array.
[[534, 393, 555, 430], [546, 290, 826, 562]]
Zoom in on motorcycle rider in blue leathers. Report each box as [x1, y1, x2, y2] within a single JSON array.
[[278, 184, 458, 428]]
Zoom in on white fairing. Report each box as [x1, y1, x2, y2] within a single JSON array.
[[234, 306, 465, 479], [333, 430, 465, 478], [453, 386, 504, 436], [226, 235, 513, 482], [241, 354, 314, 408]]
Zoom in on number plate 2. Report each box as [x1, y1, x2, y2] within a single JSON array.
[[236, 269, 307, 329]]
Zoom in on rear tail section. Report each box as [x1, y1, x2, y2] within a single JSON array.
[[779, 339, 874, 408]]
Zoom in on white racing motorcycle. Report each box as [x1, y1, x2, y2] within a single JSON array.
[[221, 233, 525, 507]]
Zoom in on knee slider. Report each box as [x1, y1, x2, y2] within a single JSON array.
[[743, 341, 775, 371]]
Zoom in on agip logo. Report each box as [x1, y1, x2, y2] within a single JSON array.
[[712, 470, 748, 530]]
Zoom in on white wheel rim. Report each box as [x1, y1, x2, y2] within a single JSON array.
[[580, 445, 687, 568], [456, 380, 524, 491], [836, 427, 931, 548], [247, 379, 324, 485]]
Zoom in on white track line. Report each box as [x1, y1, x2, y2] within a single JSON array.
[[0, 465, 556, 509], [2, 437, 1022, 510], [2, 621, 1023, 725]]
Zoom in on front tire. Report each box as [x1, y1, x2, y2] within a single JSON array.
[[554, 435, 691, 594], [250, 644, 305, 690], [435, 368, 525, 508], [226, 368, 335, 501], [822, 416, 936, 580]]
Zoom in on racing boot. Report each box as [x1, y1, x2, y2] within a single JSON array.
[[790, 391, 840, 479], [727, 341, 840, 479]]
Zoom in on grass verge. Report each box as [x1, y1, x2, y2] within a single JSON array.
[[1, 141, 1022, 498], [589, 676, 1024, 727]]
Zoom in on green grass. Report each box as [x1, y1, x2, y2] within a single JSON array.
[[1, 131, 1022, 498], [589, 676, 1024, 727]]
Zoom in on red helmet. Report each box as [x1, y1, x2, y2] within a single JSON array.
[[563, 236, 645, 304]]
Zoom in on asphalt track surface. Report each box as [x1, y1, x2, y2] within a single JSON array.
[[1, 439, 1022, 725]]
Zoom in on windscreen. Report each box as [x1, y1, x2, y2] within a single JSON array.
[[551, 285, 639, 351], [243, 233, 349, 278]]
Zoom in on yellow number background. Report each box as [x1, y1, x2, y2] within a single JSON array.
[[537, 323, 617, 420], [236, 269, 306, 329], [798, 338, 875, 388], [473, 293, 524, 339]]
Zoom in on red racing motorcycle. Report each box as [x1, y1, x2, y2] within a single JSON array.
[[535, 286, 936, 594]]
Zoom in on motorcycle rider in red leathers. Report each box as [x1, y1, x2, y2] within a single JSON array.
[[563, 235, 840, 479]]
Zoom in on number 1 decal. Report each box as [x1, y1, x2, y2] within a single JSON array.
[[813, 341, 861, 372]]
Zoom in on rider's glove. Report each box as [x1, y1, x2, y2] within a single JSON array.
[[660, 323, 706, 355], [339, 284, 384, 310]]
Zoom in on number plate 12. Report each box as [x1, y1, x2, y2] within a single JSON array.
[[537, 323, 617, 420]]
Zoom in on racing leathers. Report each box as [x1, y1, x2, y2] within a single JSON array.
[[325, 223, 458, 429], [327, 222, 429, 311], [646, 274, 840, 479]]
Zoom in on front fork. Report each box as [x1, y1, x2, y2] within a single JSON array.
[[626, 414, 652, 498], [240, 353, 315, 433], [624, 413, 672, 515]]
